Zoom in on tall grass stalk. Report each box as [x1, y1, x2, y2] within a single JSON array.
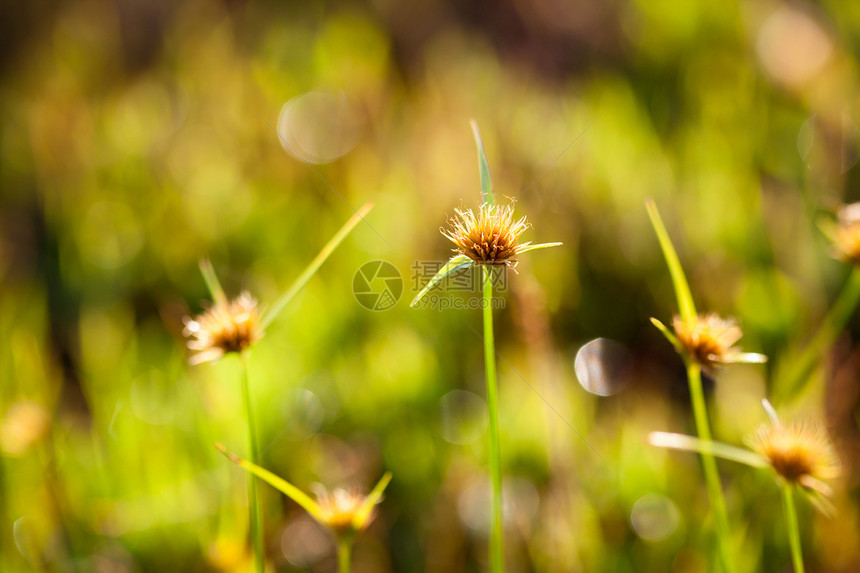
[[686, 362, 733, 573], [483, 265, 504, 573], [409, 123, 559, 570], [646, 199, 734, 573], [781, 483, 804, 573], [240, 354, 264, 573], [338, 539, 352, 573]]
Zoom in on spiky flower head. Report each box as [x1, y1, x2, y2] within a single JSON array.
[[831, 202, 860, 264], [442, 203, 532, 267], [748, 402, 840, 496], [183, 292, 263, 365], [671, 313, 766, 368], [313, 486, 381, 537]]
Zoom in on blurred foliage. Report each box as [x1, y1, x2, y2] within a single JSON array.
[[3, 0, 860, 571]]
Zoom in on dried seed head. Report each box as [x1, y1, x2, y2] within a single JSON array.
[[183, 292, 263, 365], [832, 202, 860, 264], [315, 487, 377, 536], [749, 417, 840, 495], [442, 203, 531, 266], [672, 313, 745, 367]]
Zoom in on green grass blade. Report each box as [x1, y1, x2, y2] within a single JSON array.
[[777, 266, 860, 401], [645, 199, 697, 322], [515, 242, 563, 255], [199, 259, 227, 305], [650, 317, 681, 351], [410, 255, 474, 307], [470, 120, 494, 205], [260, 202, 374, 329], [215, 443, 323, 521], [353, 471, 392, 529]]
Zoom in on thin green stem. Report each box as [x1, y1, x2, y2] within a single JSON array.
[[241, 354, 265, 573], [260, 202, 373, 330], [482, 266, 504, 573], [687, 362, 734, 573], [337, 538, 352, 573], [781, 483, 805, 573], [781, 266, 860, 400]]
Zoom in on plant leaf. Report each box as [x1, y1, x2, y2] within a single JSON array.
[[515, 242, 563, 255], [215, 443, 323, 521], [470, 120, 494, 205], [199, 259, 227, 306], [723, 352, 768, 364], [260, 202, 374, 329], [353, 471, 393, 530], [649, 432, 768, 468], [410, 255, 474, 307], [761, 399, 781, 427], [645, 199, 697, 323], [650, 317, 681, 351]]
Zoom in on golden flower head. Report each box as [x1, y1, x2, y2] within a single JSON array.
[[671, 313, 766, 368], [314, 486, 380, 537], [831, 202, 860, 264], [748, 401, 840, 496], [442, 203, 532, 267], [182, 292, 263, 365]]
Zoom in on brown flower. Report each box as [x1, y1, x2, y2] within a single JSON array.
[[672, 313, 765, 368], [749, 409, 840, 496], [442, 203, 532, 266], [183, 292, 263, 365]]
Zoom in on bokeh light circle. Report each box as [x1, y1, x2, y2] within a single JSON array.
[[574, 338, 632, 396]]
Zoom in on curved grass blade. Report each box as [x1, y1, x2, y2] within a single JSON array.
[[515, 242, 563, 255], [261, 202, 374, 329], [649, 432, 768, 468], [410, 255, 474, 307], [199, 259, 227, 306], [353, 471, 393, 529], [470, 120, 494, 205], [215, 443, 323, 521], [645, 199, 697, 323], [650, 317, 681, 351]]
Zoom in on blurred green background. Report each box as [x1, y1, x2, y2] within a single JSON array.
[[3, 0, 860, 571]]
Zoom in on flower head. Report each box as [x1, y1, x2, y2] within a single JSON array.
[[183, 292, 263, 365], [671, 313, 766, 368], [442, 203, 532, 267], [830, 202, 860, 264], [314, 486, 382, 537], [748, 403, 840, 496]]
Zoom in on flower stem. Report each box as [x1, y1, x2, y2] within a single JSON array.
[[241, 354, 265, 573], [338, 538, 352, 573], [482, 267, 504, 573], [781, 483, 805, 573], [687, 362, 734, 573]]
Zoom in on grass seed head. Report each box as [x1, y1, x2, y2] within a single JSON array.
[[442, 203, 532, 266], [315, 487, 378, 537], [672, 313, 745, 368], [749, 417, 840, 494], [183, 292, 263, 365]]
